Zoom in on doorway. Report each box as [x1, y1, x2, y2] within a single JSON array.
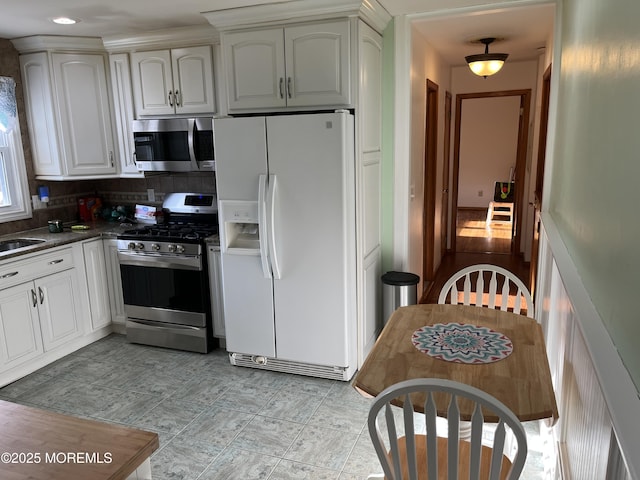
[[450, 90, 531, 256]]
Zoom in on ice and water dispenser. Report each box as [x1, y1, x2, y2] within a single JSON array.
[[219, 201, 261, 254]]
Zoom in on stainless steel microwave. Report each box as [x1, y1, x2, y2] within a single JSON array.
[[132, 118, 214, 172]]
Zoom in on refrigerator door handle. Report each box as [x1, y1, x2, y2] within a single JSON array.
[[258, 174, 272, 278], [266, 174, 282, 279]]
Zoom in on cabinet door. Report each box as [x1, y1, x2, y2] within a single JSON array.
[[284, 20, 351, 107], [37, 269, 82, 351], [51, 53, 117, 176], [223, 28, 286, 111], [109, 53, 142, 177], [103, 239, 126, 325], [130, 50, 175, 116], [172, 46, 216, 115], [82, 239, 111, 331], [0, 283, 43, 372], [20, 53, 63, 177]]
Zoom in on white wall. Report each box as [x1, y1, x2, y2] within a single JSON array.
[[451, 59, 539, 95], [407, 25, 451, 292], [458, 96, 520, 208]]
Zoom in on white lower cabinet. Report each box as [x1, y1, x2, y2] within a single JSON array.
[[0, 248, 83, 374], [0, 241, 113, 386], [103, 238, 126, 326], [0, 283, 44, 372], [82, 238, 112, 331], [37, 268, 83, 351]]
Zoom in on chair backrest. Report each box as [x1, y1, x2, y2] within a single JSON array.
[[368, 378, 528, 480], [437, 264, 534, 317]]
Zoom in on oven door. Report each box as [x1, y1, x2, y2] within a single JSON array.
[[117, 251, 210, 327]]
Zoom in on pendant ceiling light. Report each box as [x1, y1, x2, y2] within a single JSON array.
[[465, 37, 509, 78]]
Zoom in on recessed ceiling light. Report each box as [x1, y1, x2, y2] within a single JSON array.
[[51, 17, 80, 25]]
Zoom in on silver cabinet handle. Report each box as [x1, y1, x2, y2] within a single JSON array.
[[109, 151, 114, 167], [38, 286, 44, 304], [48, 259, 64, 265], [174, 90, 181, 107], [287, 77, 292, 99], [279, 77, 284, 99], [31, 289, 37, 307], [1, 271, 19, 279], [168, 90, 174, 107]]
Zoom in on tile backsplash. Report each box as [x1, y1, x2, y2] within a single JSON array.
[[2, 171, 216, 235]]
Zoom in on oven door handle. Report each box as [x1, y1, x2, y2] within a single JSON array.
[[117, 251, 202, 271], [127, 319, 202, 331]]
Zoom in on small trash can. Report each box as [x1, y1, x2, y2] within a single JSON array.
[[381, 271, 420, 324]]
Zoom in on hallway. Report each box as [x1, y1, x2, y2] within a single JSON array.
[[421, 208, 530, 304]]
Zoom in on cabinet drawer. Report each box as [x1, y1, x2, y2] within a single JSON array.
[[0, 248, 74, 290]]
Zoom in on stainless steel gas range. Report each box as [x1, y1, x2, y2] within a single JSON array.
[[116, 193, 218, 353]]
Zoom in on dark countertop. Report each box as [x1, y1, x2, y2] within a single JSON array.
[[0, 222, 132, 262]]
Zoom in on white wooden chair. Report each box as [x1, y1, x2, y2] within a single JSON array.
[[367, 378, 528, 480], [486, 201, 514, 225], [437, 264, 534, 318]]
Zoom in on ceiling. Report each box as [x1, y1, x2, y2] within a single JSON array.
[[0, 0, 554, 67]]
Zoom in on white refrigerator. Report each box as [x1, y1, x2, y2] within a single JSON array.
[[214, 112, 357, 380]]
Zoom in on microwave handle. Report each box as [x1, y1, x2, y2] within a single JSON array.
[[187, 118, 199, 171]]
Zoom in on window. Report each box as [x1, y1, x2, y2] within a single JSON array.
[[0, 76, 31, 222]]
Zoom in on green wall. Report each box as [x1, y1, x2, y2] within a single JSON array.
[[549, 0, 640, 390]]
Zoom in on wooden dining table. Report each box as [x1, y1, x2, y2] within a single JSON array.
[[0, 399, 159, 479], [353, 304, 559, 424]]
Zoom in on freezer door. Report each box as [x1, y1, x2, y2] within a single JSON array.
[[265, 112, 357, 367], [215, 116, 276, 357], [220, 253, 276, 357], [213, 116, 267, 202]]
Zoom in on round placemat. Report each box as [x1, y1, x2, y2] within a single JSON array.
[[411, 322, 513, 364]]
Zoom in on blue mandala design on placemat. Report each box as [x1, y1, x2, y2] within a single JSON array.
[[411, 323, 513, 364]]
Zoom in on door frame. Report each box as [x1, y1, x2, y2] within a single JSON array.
[[441, 91, 452, 256], [530, 65, 552, 296], [422, 79, 439, 287], [450, 89, 532, 254]]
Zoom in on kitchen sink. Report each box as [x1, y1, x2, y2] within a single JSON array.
[[0, 238, 46, 252]]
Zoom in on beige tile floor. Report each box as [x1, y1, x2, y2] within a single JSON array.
[[0, 334, 547, 479]]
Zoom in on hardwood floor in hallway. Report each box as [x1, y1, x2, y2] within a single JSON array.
[[421, 208, 530, 304], [456, 208, 513, 254]]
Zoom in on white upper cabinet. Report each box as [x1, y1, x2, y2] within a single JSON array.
[[223, 19, 351, 111], [131, 45, 215, 116], [224, 28, 286, 110], [20, 52, 117, 179], [109, 53, 142, 177]]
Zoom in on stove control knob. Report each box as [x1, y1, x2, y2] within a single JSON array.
[[127, 242, 136, 250], [176, 244, 185, 254], [151, 243, 161, 251], [136, 242, 145, 250], [167, 244, 177, 253]]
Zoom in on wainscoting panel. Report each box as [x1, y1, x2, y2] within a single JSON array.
[[537, 219, 636, 479]]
